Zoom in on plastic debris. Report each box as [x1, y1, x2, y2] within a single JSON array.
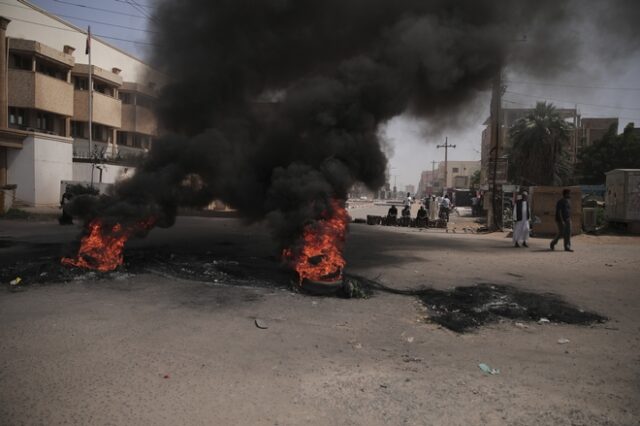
[[478, 363, 500, 375], [255, 318, 268, 329], [406, 336, 414, 343], [9, 277, 22, 286], [538, 318, 550, 324], [557, 338, 570, 344], [514, 322, 527, 328]]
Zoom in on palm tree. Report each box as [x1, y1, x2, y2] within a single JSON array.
[[508, 102, 573, 186]]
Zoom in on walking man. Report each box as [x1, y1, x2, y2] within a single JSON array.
[[550, 188, 573, 252], [512, 191, 530, 247]]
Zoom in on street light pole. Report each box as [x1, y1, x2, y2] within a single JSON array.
[[437, 137, 456, 194]]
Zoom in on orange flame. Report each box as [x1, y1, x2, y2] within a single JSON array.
[[283, 199, 349, 283], [61, 217, 155, 272]]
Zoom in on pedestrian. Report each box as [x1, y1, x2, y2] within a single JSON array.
[[550, 188, 573, 252], [512, 191, 530, 247], [440, 195, 451, 222], [58, 187, 74, 225], [429, 195, 439, 221], [404, 192, 412, 207]]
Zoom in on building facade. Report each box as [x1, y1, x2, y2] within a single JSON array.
[[1, 0, 163, 206]]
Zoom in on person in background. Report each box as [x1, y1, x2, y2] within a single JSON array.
[[429, 195, 439, 221], [550, 188, 573, 252], [404, 192, 413, 207], [440, 195, 451, 222], [387, 204, 398, 225], [512, 191, 530, 248], [58, 187, 74, 225]]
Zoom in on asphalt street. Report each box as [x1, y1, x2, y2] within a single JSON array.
[[1, 216, 639, 425]]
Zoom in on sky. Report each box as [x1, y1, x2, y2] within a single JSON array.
[[13, 0, 640, 191]]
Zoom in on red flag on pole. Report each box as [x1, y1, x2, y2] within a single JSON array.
[[85, 25, 91, 55]]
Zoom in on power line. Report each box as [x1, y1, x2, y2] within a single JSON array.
[[111, 0, 152, 8], [504, 90, 640, 112], [5, 15, 156, 46], [505, 80, 640, 91], [125, 0, 157, 23], [51, 0, 147, 18], [43, 10, 157, 33], [502, 99, 640, 123]]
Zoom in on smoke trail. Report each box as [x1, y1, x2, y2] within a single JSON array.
[[69, 0, 640, 248]]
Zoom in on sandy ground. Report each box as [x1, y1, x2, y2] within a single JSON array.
[[1, 211, 639, 425]]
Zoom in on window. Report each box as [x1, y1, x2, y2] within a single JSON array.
[[94, 82, 114, 97], [35, 60, 66, 80], [36, 112, 53, 131], [136, 95, 154, 109], [8, 107, 27, 127], [71, 121, 86, 138], [116, 131, 129, 145], [74, 76, 89, 90], [132, 134, 151, 149], [92, 124, 110, 142], [119, 92, 133, 104], [9, 53, 31, 70], [452, 167, 459, 173]]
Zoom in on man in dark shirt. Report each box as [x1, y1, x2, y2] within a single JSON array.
[[550, 188, 573, 252]]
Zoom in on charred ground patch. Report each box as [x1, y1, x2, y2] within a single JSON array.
[[414, 284, 607, 333]]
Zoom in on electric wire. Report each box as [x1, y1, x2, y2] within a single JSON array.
[[50, 0, 147, 18], [504, 90, 640, 112], [505, 80, 640, 91], [5, 15, 156, 46]]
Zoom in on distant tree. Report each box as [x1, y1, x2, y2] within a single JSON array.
[[508, 102, 573, 186], [576, 123, 640, 184], [470, 169, 481, 189]]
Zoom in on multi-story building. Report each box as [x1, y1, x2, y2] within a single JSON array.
[[579, 118, 618, 149], [479, 107, 617, 185], [432, 160, 480, 191], [0, 0, 163, 206], [416, 170, 434, 197], [404, 184, 415, 195]]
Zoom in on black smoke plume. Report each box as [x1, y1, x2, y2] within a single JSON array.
[[69, 0, 640, 248]]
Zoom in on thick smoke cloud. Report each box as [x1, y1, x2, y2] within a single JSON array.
[[70, 0, 640, 248]]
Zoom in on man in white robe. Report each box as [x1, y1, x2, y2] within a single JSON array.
[[512, 191, 530, 248], [428, 196, 439, 221]]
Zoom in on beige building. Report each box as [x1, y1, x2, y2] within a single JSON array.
[[432, 160, 480, 191], [0, 0, 163, 206]]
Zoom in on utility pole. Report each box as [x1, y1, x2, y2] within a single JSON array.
[[489, 69, 503, 230], [436, 137, 456, 194]]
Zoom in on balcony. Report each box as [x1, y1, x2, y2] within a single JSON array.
[[8, 69, 74, 116], [74, 90, 122, 128], [121, 104, 158, 136], [73, 138, 145, 165]]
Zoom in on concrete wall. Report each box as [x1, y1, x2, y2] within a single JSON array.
[[6, 134, 34, 204], [7, 133, 72, 205], [34, 134, 72, 205], [73, 90, 122, 128], [9, 70, 74, 116], [121, 104, 157, 136], [72, 162, 135, 184]]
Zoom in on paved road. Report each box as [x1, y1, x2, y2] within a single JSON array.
[[1, 217, 639, 425]]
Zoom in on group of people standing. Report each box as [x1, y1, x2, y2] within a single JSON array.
[[512, 188, 573, 252]]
